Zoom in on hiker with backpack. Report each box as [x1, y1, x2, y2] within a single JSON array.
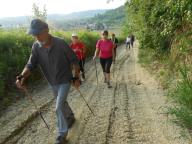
[[111, 33, 118, 61], [93, 30, 115, 88], [126, 35, 131, 50], [15, 19, 80, 144], [70, 33, 86, 82]]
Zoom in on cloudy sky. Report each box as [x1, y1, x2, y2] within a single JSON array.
[[0, 0, 125, 18]]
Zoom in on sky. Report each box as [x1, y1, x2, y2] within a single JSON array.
[[0, 0, 125, 18]]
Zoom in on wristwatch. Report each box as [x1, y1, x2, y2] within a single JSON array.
[[72, 76, 79, 82], [17, 75, 24, 81]]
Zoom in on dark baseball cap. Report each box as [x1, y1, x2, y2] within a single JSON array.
[[28, 19, 48, 35], [102, 30, 108, 36]]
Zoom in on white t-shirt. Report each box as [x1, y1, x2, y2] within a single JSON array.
[[126, 37, 131, 43]]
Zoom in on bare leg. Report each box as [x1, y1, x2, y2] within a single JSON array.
[[106, 73, 110, 83], [106, 73, 112, 88], [104, 72, 107, 83]]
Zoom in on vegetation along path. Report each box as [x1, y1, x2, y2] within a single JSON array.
[[0, 44, 191, 144]]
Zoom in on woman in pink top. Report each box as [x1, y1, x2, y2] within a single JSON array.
[[93, 30, 114, 88]]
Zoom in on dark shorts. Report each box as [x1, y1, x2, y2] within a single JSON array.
[[79, 58, 85, 73], [100, 57, 113, 73], [114, 47, 117, 56], [79, 58, 85, 78]]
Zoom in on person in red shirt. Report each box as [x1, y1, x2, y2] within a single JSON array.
[[70, 33, 86, 81], [93, 30, 115, 88]]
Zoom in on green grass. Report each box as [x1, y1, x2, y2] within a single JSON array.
[[52, 30, 100, 56], [168, 66, 192, 128], [124, 0, 192, 132], [138, 44, 192, 130], [138, 48, 155, 65], [0, 29, 33, 110], [0, 28, 125, 111]]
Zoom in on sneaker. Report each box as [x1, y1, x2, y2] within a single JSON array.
[[107, 82, 112, 88], [108, 85, 112, 88], [82, 73, 85, 79], [81, 78, 85, 82], [55, 135, 67, 144]]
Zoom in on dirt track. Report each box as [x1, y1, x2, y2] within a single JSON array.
[[0, 43, 191, 144]]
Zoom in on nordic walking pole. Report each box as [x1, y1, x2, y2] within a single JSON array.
[[113, 61, 115, 78], [23, 87, 50, 130], [80, 49, 85, 80], [112, 47, 116, 78], [94, 60, 99, 86], [75, 88, 95, 116]]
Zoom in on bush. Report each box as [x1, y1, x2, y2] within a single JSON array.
[[124, 0, 192, 129], [168, 66, 192, 128], [0, 29, 33, 109], [51, 30, 100, 56]]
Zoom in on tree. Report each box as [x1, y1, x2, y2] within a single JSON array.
[[32, 3, 47, 21], [95, 22, 105, 30]]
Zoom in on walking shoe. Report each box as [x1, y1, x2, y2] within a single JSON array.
[[108, 85, 112, 88], [81, 78, 85, 82], [107, 82, 112, 88], [55, 135, 67, 144], [82, 73, 85, 79]]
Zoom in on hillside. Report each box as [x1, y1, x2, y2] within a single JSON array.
[[0, 9, 108, 28], [52, 5, 126, 30], [48, 9, 107, 20], [0, 6, 125, 30], [88, 5, 126, 27]]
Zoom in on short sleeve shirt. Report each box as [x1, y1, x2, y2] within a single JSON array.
[[96, 39, 113, 59], [70, 42, 85, 60]]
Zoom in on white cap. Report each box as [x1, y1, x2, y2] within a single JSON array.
[[72, 33, 78, 37]]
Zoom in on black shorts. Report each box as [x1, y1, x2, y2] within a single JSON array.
[[79, 58, 85, 73], [114, 47, 117, 56], [100, 57, 113, 73]]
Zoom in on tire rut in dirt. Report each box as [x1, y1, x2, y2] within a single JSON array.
[[105, 49, 135, 144], [124, 48, 190, 144], [76, 87, 116, 144], [106, 54, 136, 144], [67, 84, 106, 144], [127, 82, 190, 144], [106, 81, 135, 144], [68, 46, 128, 144], [0, 85, 54, 144], [3, 58, 102, 144]]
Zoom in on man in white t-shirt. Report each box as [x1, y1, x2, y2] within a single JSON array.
[[126, 36, 131, 50]]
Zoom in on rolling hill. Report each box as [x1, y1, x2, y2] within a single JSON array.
[[0, 5, 126, 30], [0, 9, 108, 28], [88, 5, 126, 27], [52, 5, 126, 30]]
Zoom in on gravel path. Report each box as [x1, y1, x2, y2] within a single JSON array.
[[1, 44, 191, 144]]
